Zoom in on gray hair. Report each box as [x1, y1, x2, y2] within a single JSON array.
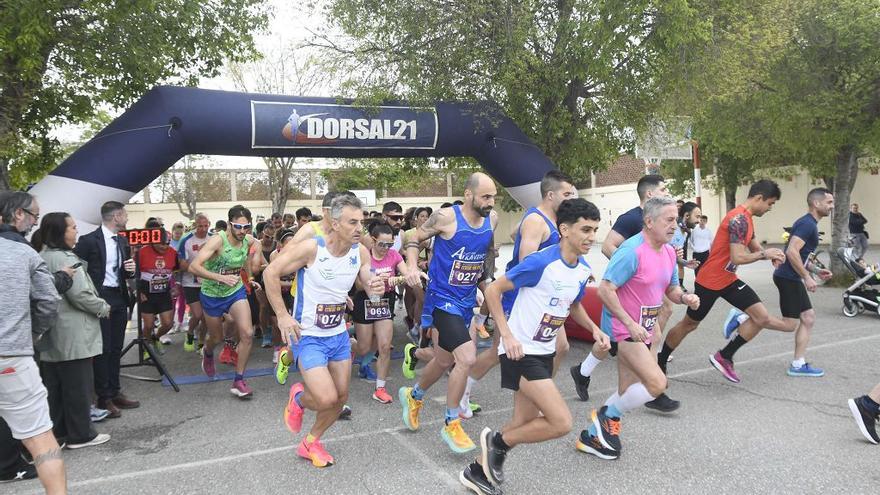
[[194, 212, 209, 223], [330, 194, 363, 220], [643, 196, 677, 222], [0, 191, 35, 225]]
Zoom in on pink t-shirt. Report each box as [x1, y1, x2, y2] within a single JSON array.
[[371, 248, 404, 293]]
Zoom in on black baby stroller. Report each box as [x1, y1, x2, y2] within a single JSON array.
[[837, 247, 880, 318]]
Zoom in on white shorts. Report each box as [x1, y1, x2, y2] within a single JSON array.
[[0, 356, 53, 440]]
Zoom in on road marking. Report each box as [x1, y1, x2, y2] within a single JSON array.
[[390, 432, 462, 491]]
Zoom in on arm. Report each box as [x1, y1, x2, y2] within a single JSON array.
[[568, 302, 610, 351], [356, 244, 386, 295], [65, 266, 111, 317], [263, 239, 318, 344], [484, 276, 523, 359], [403, 208, 453, 285], [601, 230, 625, 259], [727, 217, 784, 265], [247, 236, 263, 275], [30, 255, 61, 343], [188, 235, 240, 287], [516, 214, 549, 261]]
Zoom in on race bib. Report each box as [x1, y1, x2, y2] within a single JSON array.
[[532, 313, 566, 343], [220, 267, 241, 276], [640, 305, 661, 334], [149, 275, 170, 294], [724, 261, 738, 274], [364, 298, 391, 321], [315, 303, 346, 329], [448, 260, 483, 287]]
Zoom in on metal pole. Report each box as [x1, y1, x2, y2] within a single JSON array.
[[692, 140, 702, 207]]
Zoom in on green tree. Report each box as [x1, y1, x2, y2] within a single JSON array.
[[0, 0, 269, 190]]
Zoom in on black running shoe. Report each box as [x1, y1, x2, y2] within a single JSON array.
[[593, 406, 621, 452], [569, 365, 591, 401], [848, 396, 879, 444], [575, 429, 619, 460], [480, 428, 507, 485], [460, 462, 503, 494], [644, 393, 680, 413], [0, 462, 37, 483], [338, 404, 352, 420]]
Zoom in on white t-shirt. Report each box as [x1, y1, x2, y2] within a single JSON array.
[[689, 225, 713, 253], [178, 231, 210, 287]]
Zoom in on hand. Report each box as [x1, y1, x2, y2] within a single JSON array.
[[61, 266, 76, 278], [818, 269, 833, 281], [404, 268, 427, 287], [764, 248, 786, 264], [366, 275, 386, 297], [277, 314, 302, 345], [346, 296, 354, 311], [592, 329, 611, 351], [626, 321, 650, 343], [685, 259, 700, 270], [250, 280, 262, 292], [123, 258, 136, 274], [803, 276, 817, 292], [217, 274, 240, 287], [502, 333, 524, 360], [682, 293, 700, 310], [675, 246, 684, 259]]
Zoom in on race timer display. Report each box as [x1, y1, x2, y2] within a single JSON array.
[[119, 228, 166, 246]]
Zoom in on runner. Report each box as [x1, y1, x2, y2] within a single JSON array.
[[399, 172, 497, 454], [137, 222, 179, 357], [460, 170, 576, 420], [460, 198, 609, 494], [188, 206, 262, 399], [295, 207, 312, 230], [578, 197, 700, 461], [658, 180, 797, 385], [271, 227, 298, 383], [262, 195, 385, 467], [254, 222, 278, 349], [849, 383, 880, 444]]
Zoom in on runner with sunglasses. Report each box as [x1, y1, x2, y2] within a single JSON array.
[[189, 205, 263, 398]]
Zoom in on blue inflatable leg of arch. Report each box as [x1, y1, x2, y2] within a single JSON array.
[[31, 86, 556, 224]]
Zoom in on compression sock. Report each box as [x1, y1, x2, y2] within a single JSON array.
[[719, 335, 748, 361], [614, 383, 654, 415], [657, 343, 675, 372], [445, 407, 460, 424]]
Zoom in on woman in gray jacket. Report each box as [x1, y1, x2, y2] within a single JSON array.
[[38, 212, 112, 449]]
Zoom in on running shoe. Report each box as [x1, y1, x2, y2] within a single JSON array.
[[230, 379, 253, 399], [90, 405, 109, 423], [402, 343, 418, 379], [460, 462, 503, 495], [470, 402, 482, 414], [284, 383, 305, 433], [592, 406, 621, 452], [475, 323, 490, 340], [441, 419, 476, 453], [219, 343, 233, 365], [848, 396, 880, 444], [787, 363, 825, 377], [275, 348, 291, 385], [183, 335, 195, 352], [723, 308, 746, 340], [575, 429, 619, 460], [359, 363, 377, 382], [297, 438, 334, 467], [372, 387, 393, 404], [261, 331, 272, 348], [338, 404, 352, 419], [644, 393, 681, 413], [202, 352, 216, 378], [709, 351, 741, 383], [66, 433, 111, 450], [0, 461, 37, 483], [479, 427, 507, 485], [399, 386, 423, 431], [570, 365, 591, 402], [408, 325, 420, 343]]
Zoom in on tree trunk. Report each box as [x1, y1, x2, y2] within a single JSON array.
[[724, 185, 736, 211], [0, 158, 10, 191], [827, 146, 859, 275]]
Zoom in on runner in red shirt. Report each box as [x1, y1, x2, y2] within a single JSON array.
[[138, 229, 180, 354], [658, 180, 798, 386]]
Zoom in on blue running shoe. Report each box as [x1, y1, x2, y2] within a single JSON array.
[[723, 308, 745, 340], [787, 363, 825, 377], [359, 363, 377, 382]]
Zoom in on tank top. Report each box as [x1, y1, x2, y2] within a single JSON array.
[[426, 205, 493, 312], [201, 231, 249, 298], [294, 237, 361, 337], [502, 207, 560, 313]]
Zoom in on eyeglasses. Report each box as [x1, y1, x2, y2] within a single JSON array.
[[230, 222, 252, 230], [22, 208, 39, 222], [376, 241, 394, 248], [386, 214, 404, 221]]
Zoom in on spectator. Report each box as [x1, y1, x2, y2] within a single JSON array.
[[295, 207, 312, 229], [38, 213, 112, 450], [689, 215, 714, 275], [169, 222, 185, 250], [270, 212, 282, 230], [849, 203, 869, 259], [282, 212, 296, 229]]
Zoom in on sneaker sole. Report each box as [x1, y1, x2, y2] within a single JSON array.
[[787, 370, 825, 377], [478, 427, 502, 485], [848, 398, 879, 444], [441, 428, 476, 453], [371, 394, 392, 404], [230, 388, 253, 399], [591, 410, 615, 451], [66, 435, 111, 449], [644, 397, 681, 413], [709, 354, 740, 383], [297, 446, 334, 467], [459, 470, 491, 495], [575, 438, 619, 460], [399, 388, 418, 431]]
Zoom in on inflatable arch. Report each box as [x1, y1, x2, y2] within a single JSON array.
[[31, 86, 556, 225]]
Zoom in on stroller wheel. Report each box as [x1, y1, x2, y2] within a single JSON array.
[[843, 298, 860, 318]]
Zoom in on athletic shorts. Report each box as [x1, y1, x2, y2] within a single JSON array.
[[248, 291, 260, 325], [139, 291, 173, 314], [292, 332, 351, 371], [200, 286, 248, 318], [432, 308, 471, 353], [183, 286, 202, 305], [687, 280, 761, 321], [0, 356, 53, 440], [351, 290, 397, 324], [773, 276, 812, 318], [499, 353, 554, 391]]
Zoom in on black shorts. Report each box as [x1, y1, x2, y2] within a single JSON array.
[[140, 291, 173, 314], [773, 276, 812, 318], [687, 280, 761, 321], [500, 353, 555, 391], [433, 308, 471, 353], [282, 291, 294, 314], [248, 290, 260, 324], [351, 290, 397, 324], [183, 286, 202, 305]]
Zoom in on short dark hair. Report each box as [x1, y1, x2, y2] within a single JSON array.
[[556, 198, 600, 229], [39, 212, 72, 250], [0, 191, 34, 225], [100, 201, 125, 221], [295, 207, 312, 219], [228, 205, 252, 223], [453, 200, 464, 206], [540, 170, 574, 198], [215, 220, 227, 231], [807, 187, 832, 206], [700, 215, 708, 220], [440, 202, 453, 209], [680, 201, 699, 218], [145, 218, 162, 228], [282, 213, 295, 222], [383, 201, 402, 214], [270, 212, 282, 221], [255, 221, 267, 236], [636, 175, 665, 201], [369, 221, 394, 238], [275, 227, 296, 244], [414, 207, 430, 219], [747, 179, 781, 200]]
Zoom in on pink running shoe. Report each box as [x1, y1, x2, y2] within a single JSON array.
[[230, 379, 253, 399], [709, 352, 741, 383], [284, 383, 305, 433], [297, 438, 334, 467], [202, 352, 216, 378]]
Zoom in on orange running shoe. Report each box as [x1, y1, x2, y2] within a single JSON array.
[[297, 438, 334, 467], [284, 383, 305, 433], [441, 418, 476, 453], [372, 387, 393, 404]]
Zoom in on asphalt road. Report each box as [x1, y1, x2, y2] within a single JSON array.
[[9, 246, 880, 495]]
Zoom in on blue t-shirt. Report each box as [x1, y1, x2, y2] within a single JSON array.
[[774, 213, 819, 281], [611, 206, 643, 240], [501, 207, 560, 314]]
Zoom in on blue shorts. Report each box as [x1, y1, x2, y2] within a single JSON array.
[[420, 291, 473, 330], [293, 332, 351, 371], [200, 286, 248, 318]]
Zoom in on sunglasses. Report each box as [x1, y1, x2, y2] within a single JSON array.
[[230, 222, 252, 230], [386, 214, 404, 221], [376, 241, 394, 248]]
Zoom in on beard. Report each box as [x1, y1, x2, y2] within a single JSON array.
[[476, 205, 493, 218]]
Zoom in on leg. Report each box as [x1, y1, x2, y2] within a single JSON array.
[[352, 322, 375, 358], [202, 314, 224, 354], [417, 342, 455, 392], [551, 329, 570, 376], [373, 320, 393, 383], [501, 380, 572, 446], [155, 310, 174, 339], [141, 312, 157, 341], [468, 328, 500, 380], [447, 340, 477, 409], [736, 302, 798, 341], [227, 299, 255, 374], [793, 309, 815, 362], [39, 362, 65, 441], [21, 431, 66, 495], [58, 360, 97, 444], [299, 360, 351, 439]]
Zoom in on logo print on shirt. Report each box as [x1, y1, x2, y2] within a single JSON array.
[[549, 297, 560, 307], [350, 256, 358, 265]]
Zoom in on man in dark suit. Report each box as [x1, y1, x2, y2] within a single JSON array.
[[73, 201, 140, 417]]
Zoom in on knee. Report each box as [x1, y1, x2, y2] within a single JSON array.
[[314, 391, 339, 410], [336, 391, 349, 407], [239, 331, 253, 343], [377, 340, 392, 356], [800, 310, 816, 328], [456, 351, 476, 369], [550, 410, 573, 439], [645, 374, 667, 397]]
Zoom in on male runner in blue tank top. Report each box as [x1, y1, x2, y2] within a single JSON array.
[[400, 172, 498, 453], [457, 170, 577, 419]]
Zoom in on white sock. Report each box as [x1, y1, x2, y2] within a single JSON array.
[[472, 313, 487, 326], [615, 383, 655, 415], [460, 377, 477, 408], [579, 352, 602, 377], [736, 313, 750, 324], [376, 379, 386, 389], [603, 392, 620, 408], [791, 358, 806, 368]]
